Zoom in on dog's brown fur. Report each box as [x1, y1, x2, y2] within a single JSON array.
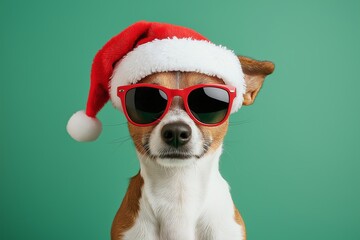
[[111, 173, 144, 239]]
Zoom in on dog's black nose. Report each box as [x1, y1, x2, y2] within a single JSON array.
[[161, 122, 192, 148]]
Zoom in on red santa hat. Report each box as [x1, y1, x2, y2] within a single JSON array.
[[67, 21, 245, 142]]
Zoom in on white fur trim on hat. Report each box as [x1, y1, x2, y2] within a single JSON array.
[[109, 38, 245, 113], [66, 110, 102, 142]]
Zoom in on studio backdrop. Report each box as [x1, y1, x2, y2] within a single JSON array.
[[1, 0, 359, 239]]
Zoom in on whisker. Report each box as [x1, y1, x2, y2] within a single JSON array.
[[103, 122, 128, 127], [109, 136, 132, 144], [229, 120, 251, 126]]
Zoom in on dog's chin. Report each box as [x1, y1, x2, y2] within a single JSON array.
[[150, 149, 202, 167], [155, 156, 197, 168], [158, 152, 193, 159]]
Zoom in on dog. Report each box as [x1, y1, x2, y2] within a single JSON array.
[[66, 21, 274, 240], [111, 57, 274, 240]]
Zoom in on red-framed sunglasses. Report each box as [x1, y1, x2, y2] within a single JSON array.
[[117, 83, 236, 127]]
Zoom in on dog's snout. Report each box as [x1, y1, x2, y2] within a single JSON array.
[[161, 122, 192, 148]]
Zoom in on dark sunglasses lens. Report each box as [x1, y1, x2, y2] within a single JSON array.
[[188, 87, 230, 124], [125, 87, 168, 124]]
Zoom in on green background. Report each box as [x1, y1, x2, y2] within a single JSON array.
[[1, 0, 359, 239]]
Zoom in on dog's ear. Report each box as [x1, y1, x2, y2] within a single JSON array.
[[238, 56, 275, 106]]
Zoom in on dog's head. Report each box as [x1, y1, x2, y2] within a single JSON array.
[[126, 56, 274, 167], [66, 22, 275, 166]]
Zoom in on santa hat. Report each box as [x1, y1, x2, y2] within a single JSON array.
[[67, 21, 245, 142]]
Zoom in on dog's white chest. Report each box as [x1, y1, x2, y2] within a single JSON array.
[[122, 149, 244, 240], [122, 178, 244, 240]]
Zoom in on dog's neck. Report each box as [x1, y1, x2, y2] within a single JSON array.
[[136, 146, 233, 239], [138, 145, 223, 197]]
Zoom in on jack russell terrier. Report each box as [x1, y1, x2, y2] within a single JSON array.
[[67, 21, 274, 240]]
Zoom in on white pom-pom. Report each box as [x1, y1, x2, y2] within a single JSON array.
[[66, 110, 102, 142]]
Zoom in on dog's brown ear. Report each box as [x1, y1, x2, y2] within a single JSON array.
[[238, 56, 275, 106]]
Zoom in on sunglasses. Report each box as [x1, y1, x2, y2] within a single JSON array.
[[117, 83, 236, 127]]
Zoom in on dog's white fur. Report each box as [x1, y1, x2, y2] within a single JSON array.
[[121, 109, 244, 239]]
